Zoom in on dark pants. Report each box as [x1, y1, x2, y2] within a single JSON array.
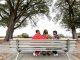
[[53, 51, 57, 54], [42, 51, 52, 56]]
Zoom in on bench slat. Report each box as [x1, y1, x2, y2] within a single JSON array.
[[9, 39, 77, 53]]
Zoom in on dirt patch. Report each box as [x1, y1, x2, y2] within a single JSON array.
[[0, 40, 9, 44], [0, 40, 5, 44], [0, 41, 3, 44], [73, 53, 80, 58], [0, 53, 9, 60], [73, 41, 80, 59]]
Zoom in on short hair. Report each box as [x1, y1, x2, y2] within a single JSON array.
[[53, 31, 57, 34], [36, 30, 39, 33]]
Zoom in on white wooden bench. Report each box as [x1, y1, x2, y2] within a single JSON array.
[[9, 39, 77, 60]]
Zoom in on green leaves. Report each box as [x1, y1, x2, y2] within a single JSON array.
[[0, 16, 8, 27], [0, 0, 49, 28], [54, 0, 80, 28]]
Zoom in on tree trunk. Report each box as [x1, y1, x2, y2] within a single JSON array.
[[71, 26, 77, 39], [4, 17, 15, 41], [4, 27, 14, 41]]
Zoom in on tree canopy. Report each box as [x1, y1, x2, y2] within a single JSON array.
[[0, 0, 49, 41], [54, 0, 80, 28], [53, 0, 80, 38], [0, 0, 49, 28]]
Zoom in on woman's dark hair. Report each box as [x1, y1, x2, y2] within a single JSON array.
[[43, 29, 48, 35]]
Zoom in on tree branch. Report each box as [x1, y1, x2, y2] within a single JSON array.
[[15, 0, 21, 11], [72, 0, 76, 6], [0, 13, 4, 19], [14, 16, 28, 29], [65, 0, 70, 5], [11, 0, 14, 8], [16, 0, 33, 21], [6, 0, 14, 12], [0, 8, 9, 16]]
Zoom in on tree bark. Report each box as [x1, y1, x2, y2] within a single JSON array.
[[71, 26, 77, 39], [4, 27, 14, 41], [4, 16, 15, 41]]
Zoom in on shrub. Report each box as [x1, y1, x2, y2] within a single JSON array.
[[22, 33, 29, 38], [17, 33, 29, 38]]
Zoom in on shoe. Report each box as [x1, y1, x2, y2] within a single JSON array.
[[33, 52, 38, 56], [42, 53, 46, 56], [47, 52, 51, 56], [42, 51, 46, 56], [54, 54, 58, 56]]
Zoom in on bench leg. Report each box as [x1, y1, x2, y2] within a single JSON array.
[[15, 53, 20, 60], [66, 52, 71, 60]]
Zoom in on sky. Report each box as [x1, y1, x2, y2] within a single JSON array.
[[0, 0, 80, 37]]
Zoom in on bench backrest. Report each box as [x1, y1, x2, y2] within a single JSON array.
[[9, 39, 77, 52]]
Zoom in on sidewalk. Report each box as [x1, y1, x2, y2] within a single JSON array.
[[6, 53, 80, 60]]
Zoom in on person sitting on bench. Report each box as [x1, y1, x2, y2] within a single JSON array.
[[42, 29, 52, 56], [32, 30, 44, 56], [52, 30, 59, 56]]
